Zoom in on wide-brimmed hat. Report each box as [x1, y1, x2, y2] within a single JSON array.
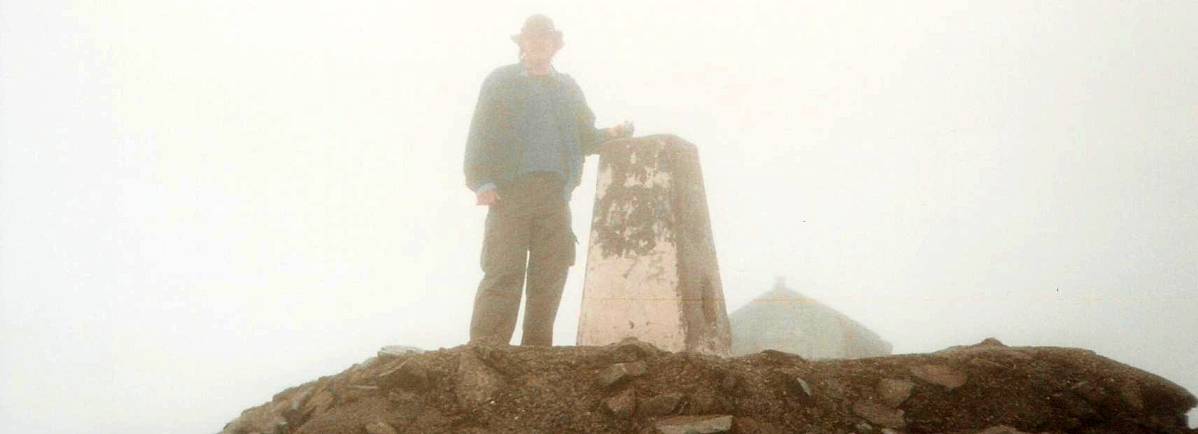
[[510, 14, 563, 43]]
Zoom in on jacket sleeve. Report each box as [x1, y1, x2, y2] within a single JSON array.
[[464, 73, 500, 191], [572, 80, 610, 156]]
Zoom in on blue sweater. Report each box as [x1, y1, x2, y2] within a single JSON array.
[[518, 74, 569, 180], [464, 63, 608, 199]]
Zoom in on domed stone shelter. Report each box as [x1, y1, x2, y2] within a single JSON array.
[[730, 279, 892, 359]]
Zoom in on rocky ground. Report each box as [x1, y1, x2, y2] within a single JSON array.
[[220, 338, 1195, 434]]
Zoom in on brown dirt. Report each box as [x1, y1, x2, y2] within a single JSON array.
[[220, 338, 1196, 434]]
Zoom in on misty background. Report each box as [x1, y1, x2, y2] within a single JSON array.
[[2, 1, 1196, 433]]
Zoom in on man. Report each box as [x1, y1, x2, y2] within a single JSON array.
[[464, 14, 633, 346]]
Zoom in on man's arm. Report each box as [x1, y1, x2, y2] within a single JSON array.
[[464, 73, 501, 193], [571, 80, 633, 156], [570, 80, 611, 156]]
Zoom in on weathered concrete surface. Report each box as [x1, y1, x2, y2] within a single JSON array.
[[729, 279, 892, 359], [576, 135, 732, 355]]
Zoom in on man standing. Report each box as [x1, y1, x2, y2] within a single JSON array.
[[464, 14, 633, 346]]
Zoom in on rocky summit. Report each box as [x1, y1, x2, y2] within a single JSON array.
[[220, 338, 1195, 434]]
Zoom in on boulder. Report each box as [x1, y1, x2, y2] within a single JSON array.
[[454, 351, 504, 410], [877, 378, 915, 407], [603, 388, 637, 419]]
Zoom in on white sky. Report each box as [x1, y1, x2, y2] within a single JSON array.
[[2, 1, 1196, 433]]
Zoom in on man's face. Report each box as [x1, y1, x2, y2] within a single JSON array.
[[520, 33, 561, 63]]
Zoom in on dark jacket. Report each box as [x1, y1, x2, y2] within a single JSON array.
[[463, 63, 607, 195]]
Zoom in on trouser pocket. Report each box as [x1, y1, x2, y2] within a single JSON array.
[[480, 206, 530, 275]]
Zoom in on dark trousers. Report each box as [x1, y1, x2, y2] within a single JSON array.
[[469, 173, 575, 346]]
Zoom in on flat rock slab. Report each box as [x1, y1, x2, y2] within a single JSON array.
[[655, 415, 734, 434], [790, 376, 814, 399], [596, 361, 648, 389], [363, 421, 398, 434], [376, 358, 428, 391], [910, 364, 968, 389], [377, 345, 424, 358], [974, 426, 1035, 434], [577, 135, 732, 355], [639, 392, 685, 416], [852, 400, 907, 428]]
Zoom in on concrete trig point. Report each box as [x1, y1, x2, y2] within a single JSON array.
[[576, 134, 732, 355]]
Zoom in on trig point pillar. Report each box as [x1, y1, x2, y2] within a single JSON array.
[[577, 134, 732, 355]]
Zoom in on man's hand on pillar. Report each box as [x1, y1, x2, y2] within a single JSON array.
[[476, 190, 500, 206], [607, 120, 635, 140]]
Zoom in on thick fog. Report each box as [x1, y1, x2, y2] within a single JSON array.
[[2, 1, 1195, 433]]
